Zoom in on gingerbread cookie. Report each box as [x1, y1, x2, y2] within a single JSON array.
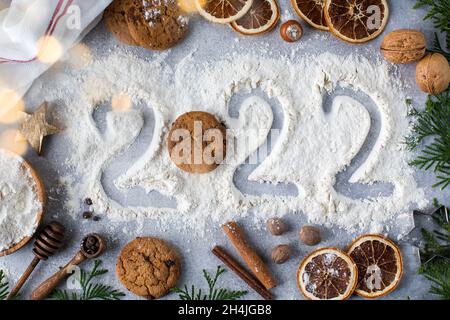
[[116, 237, 181, 299], [167, 111, 227, 174], [125, 0, 189, 50], [103, 0, 138, 46]]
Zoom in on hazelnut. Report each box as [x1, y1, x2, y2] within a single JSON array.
[[266, 218, 287, 236], [300, 226, 321, 246], [271, 245, 291, 264], [416, 53, 450, 94], [280, 20, 303, 43], [380, 29, 426, 64]]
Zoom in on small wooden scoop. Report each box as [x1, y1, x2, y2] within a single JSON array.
[[30, 233, 105, 300]]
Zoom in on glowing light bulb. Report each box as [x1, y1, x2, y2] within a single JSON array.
[[0, 90, 25, 124], [178, 0, 203, 13], [37, 36, 64, 64], [111, 93, 132, 112], [66, 43, 93, 69], [0, 129, 28, 155]]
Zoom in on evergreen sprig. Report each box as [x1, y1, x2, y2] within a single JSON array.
[[0, 270, 9, 300], [172, 266, 247, 300], [50, 260, 125, 300], [406, 89, 450, 189], [420, 259, 450, 299], [407, 2, 450, 190], [414, 0, 450, 48], [430, 33, 450, 61], [419, 205, 450, 299]]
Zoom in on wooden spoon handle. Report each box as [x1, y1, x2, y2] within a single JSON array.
[[30, 251, 86, 300], [7, 257, 40, 300]]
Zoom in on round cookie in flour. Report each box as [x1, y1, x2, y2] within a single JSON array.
[[125, 0, 189, 50], [0, 149, 45, 256], [116, 237, 181, 299], [104, 0, 138, 46], [167, 111, 227, 174]]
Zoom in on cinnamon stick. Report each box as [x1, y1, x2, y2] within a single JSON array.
[[222, 221, 277, 290], [212, 246, 272, 300]]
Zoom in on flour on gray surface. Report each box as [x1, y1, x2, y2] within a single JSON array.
[[28, 48, 427, 234], [0, 149, 42, 251]]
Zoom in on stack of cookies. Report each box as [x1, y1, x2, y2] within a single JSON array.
[[104, 0, 189, 50]]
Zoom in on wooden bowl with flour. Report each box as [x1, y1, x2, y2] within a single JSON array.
[[0, 150, 45, 257]]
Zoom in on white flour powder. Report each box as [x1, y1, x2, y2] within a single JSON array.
[[29, 48, 427, 234], [0, 149, 42, 251]]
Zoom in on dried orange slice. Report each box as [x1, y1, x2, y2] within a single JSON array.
[[291, 0, 329, 31], [196, 0, 254, 24], [297, 248, 358, 300], [325, 0, 389, 43], [230, 0, 280, 36], [347, 234, 403, 299]]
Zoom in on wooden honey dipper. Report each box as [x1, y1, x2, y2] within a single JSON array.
[[31, 233, 106, 300], [7, 221, 65, 299]]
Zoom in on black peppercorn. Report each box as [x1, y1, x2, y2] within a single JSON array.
[[82, 211, 93, 219]]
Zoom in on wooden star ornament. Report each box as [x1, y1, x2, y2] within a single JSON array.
[[18, 101, 61, 155]]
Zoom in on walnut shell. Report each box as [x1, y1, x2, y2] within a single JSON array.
[[381, 29, 426, 64], [271, 245, 291, 264], [416, 53, 450, 94]]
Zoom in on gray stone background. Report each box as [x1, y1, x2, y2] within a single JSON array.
[[0, 0, 449, 300]]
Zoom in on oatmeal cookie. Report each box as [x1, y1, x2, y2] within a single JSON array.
[[116, 237, 181, 299], [103, 0, 138, 46], [125, 0, 189, 50], [167, 111, 227, 174]]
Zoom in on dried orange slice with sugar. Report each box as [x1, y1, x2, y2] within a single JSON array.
[[347, 234, 403, 299], [196, 0, 254, 23], [325, 0, 389, 43], [297, 248, 358, 300], [230, 0, 280, 36], [291, 0, 329, 31]]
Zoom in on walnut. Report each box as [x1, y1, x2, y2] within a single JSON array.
[[300, 226, 321, 246], [380, 29, 426, 64], [416, 53, 450, 94], [271, 245, 291, 264], [266, 218, 287, 236]]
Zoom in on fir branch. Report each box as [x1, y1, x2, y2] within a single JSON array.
[[50, 260, 125, 300], [420, 206, 450, 262], [419, 205, 450, 299], [430, 33, 450, 61], [172, 266, 247, 300], [420, 259, 450, 299], [414, 0, 450, 50], [406, 90, 450, 190], [0, 270, 9, 300]]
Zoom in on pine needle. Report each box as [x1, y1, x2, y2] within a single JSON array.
[[419, 205, 450, 299], [0, 270, 9, 300], [406, 90, 450, 190], [414, 0, 450, 49], [420, 259, 450, 299], [408, 2, 450, 189], [172, 266, 248, 300], [50, 260, 125, 300]]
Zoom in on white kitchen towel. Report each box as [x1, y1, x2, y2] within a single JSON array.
[[0, 0, 111, 115]]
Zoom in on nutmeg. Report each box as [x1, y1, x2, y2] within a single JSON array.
[[271, 245, 291, 264], [380, 29, 426, 64], [300, 226, 321, 246], [266, 218, 287, 236], [416, 53, 450, 94]]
